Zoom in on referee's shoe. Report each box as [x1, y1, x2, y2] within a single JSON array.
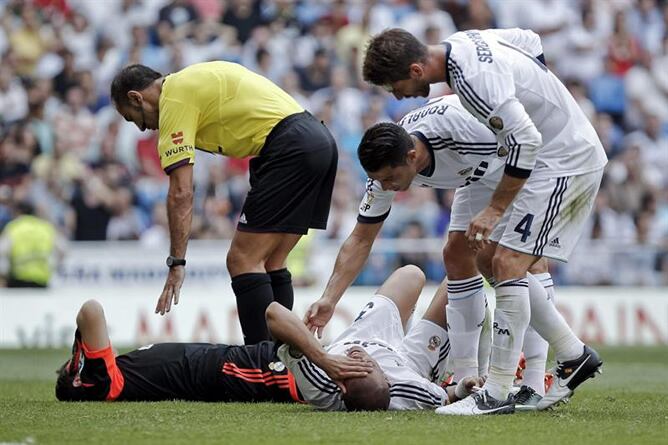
[[537, 345, 602, 410]]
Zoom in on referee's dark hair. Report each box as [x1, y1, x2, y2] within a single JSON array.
[[358, 122, 414, 173], [110, 64, 162, 106], [342, 375, 390, 412], [363, 28, 428, 86]]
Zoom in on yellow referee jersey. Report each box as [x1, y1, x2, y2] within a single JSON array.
[[157, 61, 304, 173]]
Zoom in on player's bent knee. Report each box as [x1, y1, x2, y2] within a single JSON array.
[[443, 233, 477, 277], [76, 299, 104, 328], [397, 264, 426, 286], [474, 243, 497, 279], [491, 248, 532, 281]]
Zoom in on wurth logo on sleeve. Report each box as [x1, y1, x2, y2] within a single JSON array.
[[171, 131, 184, 145]]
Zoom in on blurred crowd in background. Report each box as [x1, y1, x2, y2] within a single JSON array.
[[1, 0, 667, 287]]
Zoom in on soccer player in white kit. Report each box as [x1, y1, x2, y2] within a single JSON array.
[[267, 265, 483, 411], [362, 27, 607, 414]]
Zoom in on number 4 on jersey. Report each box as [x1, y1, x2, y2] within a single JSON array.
[[514, 213, 534, 242]]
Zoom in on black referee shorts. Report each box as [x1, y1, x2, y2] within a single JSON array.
[[238, 111, 338, 234]]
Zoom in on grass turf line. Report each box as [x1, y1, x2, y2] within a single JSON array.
[[0, 346, 666, 445]]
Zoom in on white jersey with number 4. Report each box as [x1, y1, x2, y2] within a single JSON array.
[[442, 28, 607, 179], [358, 94, 505, 223]]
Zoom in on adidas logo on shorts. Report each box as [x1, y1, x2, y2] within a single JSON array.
[[549, 237, 561, 248], [239, 213, 247, 224]]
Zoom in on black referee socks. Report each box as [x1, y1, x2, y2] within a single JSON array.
[[231, 272, 273, 345], [268, 268, 294, 311]]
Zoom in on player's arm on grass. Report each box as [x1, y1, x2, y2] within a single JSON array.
[[266, 302, 373, 388], [305, 221, 383, 336]]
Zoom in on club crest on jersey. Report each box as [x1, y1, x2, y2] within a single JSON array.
[[489, 116, 504, 130], [428, 335, 442, 351], [458, 167, 473, 176], [171, 131, 184, 145], [497, 146, 509, 157], [269, 361, 286, 372]]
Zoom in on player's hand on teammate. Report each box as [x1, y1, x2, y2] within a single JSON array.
[[319, 353, 375, 394], [466, 205, 503, 251], [156, 266, 185, 315], [304, 298, 336, 338]]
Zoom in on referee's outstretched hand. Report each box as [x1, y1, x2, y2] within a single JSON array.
[[304, 298, 336, 339], [156, 266, 185, 315]]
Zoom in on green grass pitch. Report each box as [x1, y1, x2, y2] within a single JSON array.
[[1, 346, 667, 445]]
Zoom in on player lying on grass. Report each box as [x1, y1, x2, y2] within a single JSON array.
[[267, 265, 484, 411], [55, 270, 470, 407], [55, 299, 306, 403]]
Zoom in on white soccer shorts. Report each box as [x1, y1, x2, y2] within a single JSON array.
[[330, 295, 405, 349], [331, 296, 448, 380], [449, 169, 604, 262]]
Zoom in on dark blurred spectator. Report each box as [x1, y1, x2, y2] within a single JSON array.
[[296, 47, 332, 92], [69, 169, 115, 241], [52, 49, 78, 99], [222, 0, 264, 44], [0, 125, 32, 187]]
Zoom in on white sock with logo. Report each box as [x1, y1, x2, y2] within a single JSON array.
[[520, 272, 554, 396], [522, 325, 548, 396], [527, 273, 584, 362], [483, 278, 531, 400], [477, 296, 492, 378], [446, 275, 486, 382]]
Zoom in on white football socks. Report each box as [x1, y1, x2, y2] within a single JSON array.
[[527, 273, 584, 362], [477, 297, 492, 378], [520, 272, 553, 396], [484, 278, 531, 400], [445, 275, 486, 382], [522, 325, 548, 396]]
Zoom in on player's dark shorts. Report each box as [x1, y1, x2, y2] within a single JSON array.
[[238, 111, 338, 234]]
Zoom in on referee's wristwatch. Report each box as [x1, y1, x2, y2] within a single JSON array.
[[166, 256, 186, 268]]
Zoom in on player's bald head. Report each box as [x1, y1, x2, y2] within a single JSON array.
[[343, 373, 390, 411], [341, 348, 390, 411]]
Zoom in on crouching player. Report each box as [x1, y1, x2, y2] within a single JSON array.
[[267, 265, 485, 411]]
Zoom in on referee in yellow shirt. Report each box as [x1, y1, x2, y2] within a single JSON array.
[[110, 62, 338, 344]]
